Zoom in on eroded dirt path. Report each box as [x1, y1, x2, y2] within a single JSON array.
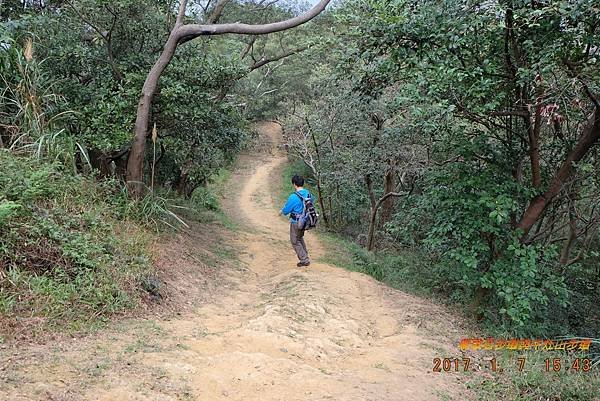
[[0, 122, 473, 401]]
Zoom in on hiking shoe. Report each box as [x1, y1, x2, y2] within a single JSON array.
[[296, 261, 310, 267]]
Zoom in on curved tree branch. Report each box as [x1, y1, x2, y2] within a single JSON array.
[[366, 190, 408, 251], [517, 107, 600, 237], [177, 0, 330, 42]]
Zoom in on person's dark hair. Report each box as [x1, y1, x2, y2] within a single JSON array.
[[291, 175, 304, 187]]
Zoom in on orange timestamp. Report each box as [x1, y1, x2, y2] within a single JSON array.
[[433, 357, 593, 373], [458, 337, 592, 351]]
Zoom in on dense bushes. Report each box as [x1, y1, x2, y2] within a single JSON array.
[[0, 151, 152, 328]]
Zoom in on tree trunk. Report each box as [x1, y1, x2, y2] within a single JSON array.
[[559, 221, 577, 265], [88, 149, 113, 177], [206, 0, 231, 24], [559, 193, 578, 265], [517, 108, 599, 237], [364, 175, 377, 250], [365, 175, 405, 251], [315, 174, 329, 227], [214, 85, 230, 103], [366, 206, 378, 251], [327, 195, 333, 227], [379, 167, 395, 227], [526, 103, 543, 189], [126, 24, 183, 197], [176, 171, 189, 196]]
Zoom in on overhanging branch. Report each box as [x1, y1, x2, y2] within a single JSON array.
[[176, 0, 330, 43]]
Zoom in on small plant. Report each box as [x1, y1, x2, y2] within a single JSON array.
[[191, 186, 220, 211], [114, 186, 189, 231], [0, 200, 21, 227]]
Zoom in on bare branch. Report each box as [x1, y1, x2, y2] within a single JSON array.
[[566, 60, 599, 108], [250, 0, 283, 12], [490, 110, 529, 117], [176, 0, 188, 25], [518, 107, 600, 239], [240, 37, 257, 59], [250, 46, 308, 70], [206, 0, 232, 24], [126, 0, 331, 194]]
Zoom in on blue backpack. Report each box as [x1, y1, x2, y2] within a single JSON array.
[[294, 191, 319, 230]]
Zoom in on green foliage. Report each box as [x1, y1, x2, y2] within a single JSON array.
[[471, 349, 599, 401], [0, 200, 21, 227], [0, 151, 153, 329], [319, 231, 435, 297], [357, 0, 598, 336], [2, 1, 252, 192], [113, 188, 189, 231], [0, 0, 332, 337], [281, 160, 434, 296], [191, 187, 221, 212], [405, 162, 571, 332], [0, 25, 74, 152], [1, 0, 297, 333], [483, 240, 568, 332], [277, 0, 599, 342]]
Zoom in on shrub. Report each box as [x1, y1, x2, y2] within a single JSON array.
[[0, 151, 153, 330]]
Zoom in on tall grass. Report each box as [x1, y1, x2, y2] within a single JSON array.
[[1, 35, 86, 170], [116, 185, 189, 231]]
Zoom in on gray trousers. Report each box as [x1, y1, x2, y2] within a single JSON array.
[[290, 222, 309, 263]]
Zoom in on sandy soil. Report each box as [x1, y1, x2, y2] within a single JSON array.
[[0, 122, 474, 401]]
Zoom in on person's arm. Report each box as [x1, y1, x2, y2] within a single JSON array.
[[281, 194, 295, 216]]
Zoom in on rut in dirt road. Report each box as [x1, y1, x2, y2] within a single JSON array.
[[0, 122, 473, 401]]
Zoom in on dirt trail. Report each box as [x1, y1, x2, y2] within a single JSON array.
[[0, 122, 473, 401]]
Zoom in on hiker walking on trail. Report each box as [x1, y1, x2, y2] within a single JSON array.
[[279, 175, 318, 267]]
